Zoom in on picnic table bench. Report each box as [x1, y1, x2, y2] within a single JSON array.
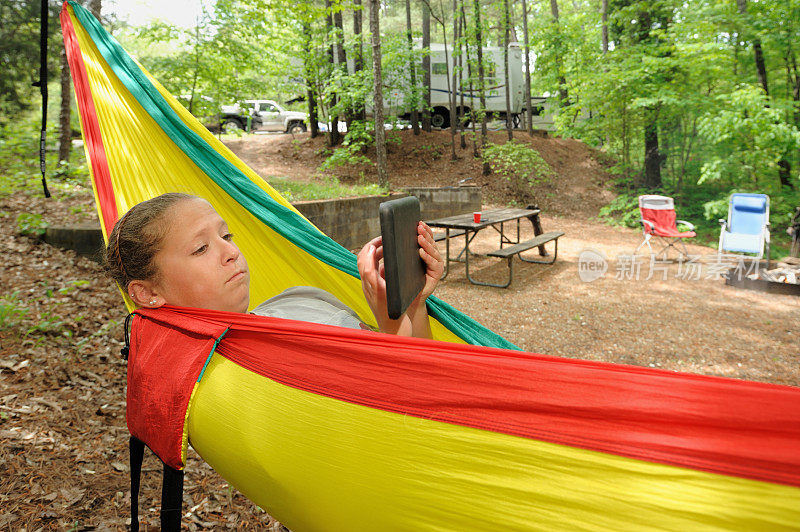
[[487, 231, 565, 287]]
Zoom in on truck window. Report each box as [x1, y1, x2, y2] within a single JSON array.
[[259, 103, 278, 113]]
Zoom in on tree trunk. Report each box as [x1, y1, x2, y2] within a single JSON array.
[[58, 47, 71, 164], [503, 0, 512, 140], [601, 0, 609, 54], [461, 3, 479, 157], [643, 107, 662, 189], [474, 0, 489, 174], [458, 1, 466, 149], [333, 2, 350, 131], [449, 0, 459, 160], [88, 0, 101, 18], [521, 0, 533, 135], [188, 23, 201, 116], [353, 0, 366, 122], [421, 0, 432, 132], [302, 19, 319, 138], [549, 0, 569, 106], [790, 46, 800, 132], [405, 0, 420, 135], [325, 0, 341, 146], [369, 0, 388, 187], [753, 40, 769, 97]]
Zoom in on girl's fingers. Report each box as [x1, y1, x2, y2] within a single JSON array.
[[418, 221, 433, 238], [418, 233, 441, 261]]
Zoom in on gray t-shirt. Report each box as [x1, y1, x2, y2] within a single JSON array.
[[250, 286, 367, 330]]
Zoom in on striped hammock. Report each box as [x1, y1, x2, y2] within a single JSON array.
[[61, 2, 800, 530]]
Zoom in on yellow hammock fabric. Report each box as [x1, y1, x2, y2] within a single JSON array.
[[61, 0, 502, 347], [62, 2, 800, 531]]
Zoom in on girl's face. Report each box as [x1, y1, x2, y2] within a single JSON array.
[[135, 198, 250, 313]]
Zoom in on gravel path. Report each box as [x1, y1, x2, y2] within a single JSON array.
[[434, 212, 800, 386]]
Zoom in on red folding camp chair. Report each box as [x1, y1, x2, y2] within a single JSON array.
[[634, 195, 696, 259]]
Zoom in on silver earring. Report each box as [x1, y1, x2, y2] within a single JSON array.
[[149, 299, 157, 305]]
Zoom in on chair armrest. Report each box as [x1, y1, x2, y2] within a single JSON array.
[[718, 218, 728, 231], [639, 219, 655, 230], [676, 220, 695, 231]]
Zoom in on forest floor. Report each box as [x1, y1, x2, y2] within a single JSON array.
[[1, 130, 798, 530]]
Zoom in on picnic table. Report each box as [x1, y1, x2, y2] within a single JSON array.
[[426, 207, 564, 288]]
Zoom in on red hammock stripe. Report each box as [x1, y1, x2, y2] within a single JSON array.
[[136, 306, 800, 487], [61, 5, 118, 235]]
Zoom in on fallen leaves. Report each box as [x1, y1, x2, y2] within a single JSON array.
[[1, 191, 280, 529]]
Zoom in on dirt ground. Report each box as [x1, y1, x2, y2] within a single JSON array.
[[1, 131, 797, 529], [225, 129, 617, 216]]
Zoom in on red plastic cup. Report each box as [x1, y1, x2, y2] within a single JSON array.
[[473, 212, 482, 223]]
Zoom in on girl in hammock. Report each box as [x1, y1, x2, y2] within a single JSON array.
[[103, 192, 443, 338]]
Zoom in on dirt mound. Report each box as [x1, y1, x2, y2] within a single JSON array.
[[223, 129, 617, 217]]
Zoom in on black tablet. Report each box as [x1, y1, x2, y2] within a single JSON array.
[[379, 196, 426, 320]]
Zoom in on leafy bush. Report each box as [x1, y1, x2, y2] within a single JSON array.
[[482, 140, 554, 204], [599, 190, 646, 228], [319, 121, 373, 172]]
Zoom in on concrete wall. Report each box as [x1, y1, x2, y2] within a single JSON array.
[[293, 193, 406, 251], [406, 186, 481, 221], [295, 186, 481, 250], [45, 186, 482, 257], [44, 225, 105, 261]]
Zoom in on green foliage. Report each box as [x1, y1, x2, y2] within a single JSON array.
[[0, 293, 28, 332], [266, 175, 385, 202], [482, 141, 554, 204], [0, 118, 41, 196], [0, 113, 92, 199], [599, 190, 645, 228], [16, 212, 48, 238], [26, 312, 68, 337], [0, 1, 62, 120], [697, 86, 800, 186], [319, 121, 374, 171]]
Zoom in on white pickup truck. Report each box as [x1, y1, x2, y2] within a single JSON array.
[[220, 99, 308, 134]]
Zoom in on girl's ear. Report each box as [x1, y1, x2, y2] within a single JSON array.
[[127, 280, 164, 308]]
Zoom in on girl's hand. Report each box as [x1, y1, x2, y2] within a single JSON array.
[[415, 221, 444, 302], [357, 236, 408, 335], [356, 222, 443, 339]]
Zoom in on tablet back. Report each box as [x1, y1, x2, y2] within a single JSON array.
[[379, 196, 426, 319]]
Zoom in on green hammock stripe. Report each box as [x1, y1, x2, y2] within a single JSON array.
[[69, 1, 518, 350]]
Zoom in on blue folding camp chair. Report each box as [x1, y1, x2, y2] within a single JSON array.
[[718, 193, 770, 266]]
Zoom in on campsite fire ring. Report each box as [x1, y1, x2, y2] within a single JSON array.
[[725, 258, 800, 297]]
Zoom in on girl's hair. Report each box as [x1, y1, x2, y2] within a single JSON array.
[[103, 192, 195, 289]]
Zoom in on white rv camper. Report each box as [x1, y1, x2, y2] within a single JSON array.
[[381, 43, 526, 128]]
